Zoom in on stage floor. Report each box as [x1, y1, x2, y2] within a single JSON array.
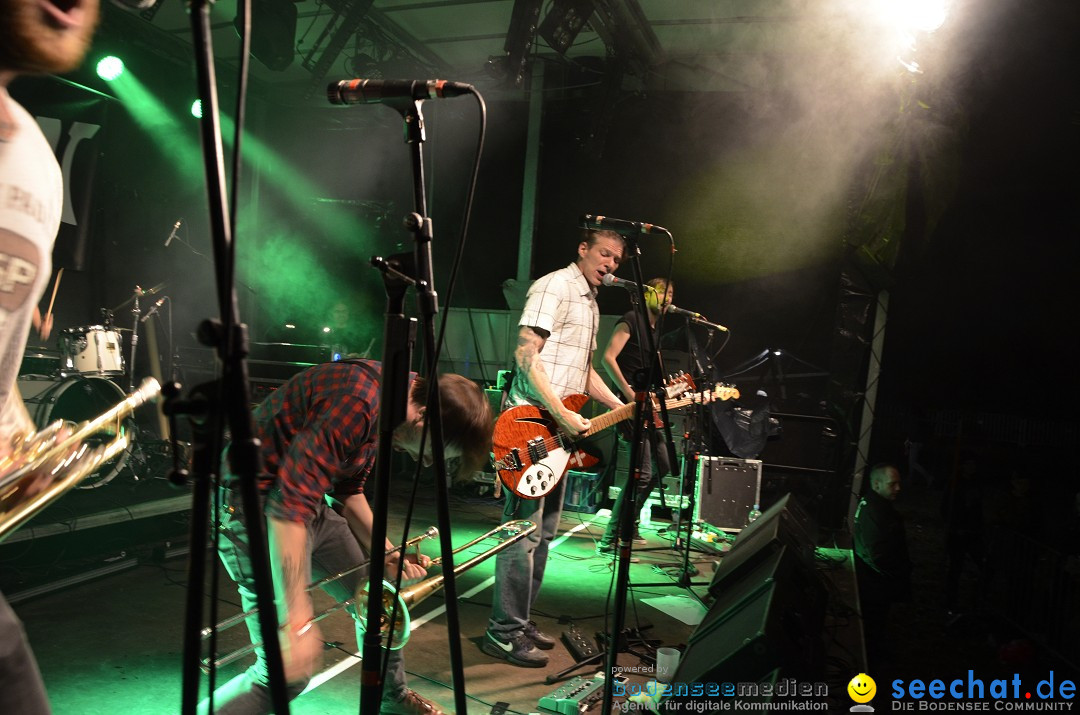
[[10, 479, 743, 714]]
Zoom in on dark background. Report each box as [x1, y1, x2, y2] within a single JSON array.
[[9, 0, 1079, 478]]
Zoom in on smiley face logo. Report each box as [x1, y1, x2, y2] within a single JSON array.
[[847, 673, 877, 703]]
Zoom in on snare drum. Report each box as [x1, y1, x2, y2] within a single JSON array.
[[16, 375, 133, 489], [60, 325, 125, 377]]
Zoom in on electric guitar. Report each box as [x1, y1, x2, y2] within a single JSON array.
[[492, 376, 740, 498]]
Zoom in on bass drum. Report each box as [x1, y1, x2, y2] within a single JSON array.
[[16, 375, 134, 489]]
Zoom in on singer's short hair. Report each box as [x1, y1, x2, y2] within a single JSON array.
[[579, 228, 625, 249]]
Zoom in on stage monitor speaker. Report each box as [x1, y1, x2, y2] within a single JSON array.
[[707, 492, 817, 598], [673, 541, 827, 689]]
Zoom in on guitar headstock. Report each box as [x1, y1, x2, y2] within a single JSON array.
[[663, 371, 696, 398], [679, 382, 741, 404], [711, 383, 740, 402]]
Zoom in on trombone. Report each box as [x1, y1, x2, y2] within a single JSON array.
[[202, 519, 536, 671], [204, 526, 440, 636]]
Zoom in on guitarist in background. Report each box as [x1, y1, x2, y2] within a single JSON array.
[[596, 278, 675, 555], [483, 227, 627, 668]]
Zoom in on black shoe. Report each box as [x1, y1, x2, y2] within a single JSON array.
[[524, 621, 556, 650], [481, 630, 549, 667], [633, 530, 648, 544]]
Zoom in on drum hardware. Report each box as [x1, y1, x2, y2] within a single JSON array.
[[124, 284, 169, 392], [107, 282, 166, 314]]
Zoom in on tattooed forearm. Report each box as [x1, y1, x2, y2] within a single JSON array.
[[515, 337, 539, 374], [515, 326, 547, 376], [280, 552, 306, 609]]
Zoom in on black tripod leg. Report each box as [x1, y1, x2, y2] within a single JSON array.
[[545, 650, 607, 684]]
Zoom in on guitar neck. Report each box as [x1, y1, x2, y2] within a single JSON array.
[[581, 393, 697, 438], [582, 402, 636, 437]]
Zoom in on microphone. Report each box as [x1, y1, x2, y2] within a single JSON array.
[[140, 297, 166, 323], [327, 79, 473, 105], [164, 220, 181, 247], [692, 317, 729, 332], [601, 274, 640, 291], [581, 214, 669, 236], [664, 303, 729, 331], [665, 304, 703, 320], [674, 308, 729, 332]]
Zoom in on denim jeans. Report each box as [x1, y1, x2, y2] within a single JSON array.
[[487, 475, 568, 637], [200, 490, 407, 714], [601, 431, 671, 545], [0, 592, 50, 715]]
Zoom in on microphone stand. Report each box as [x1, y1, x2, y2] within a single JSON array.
[[601, 237, 678, 715], [359, 97, 468, 715], [171, 3, 290, 713]]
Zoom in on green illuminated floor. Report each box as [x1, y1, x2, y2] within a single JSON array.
[[14, 489, 721, 714]]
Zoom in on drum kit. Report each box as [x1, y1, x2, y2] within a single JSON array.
[[17, 284, 165, 489]]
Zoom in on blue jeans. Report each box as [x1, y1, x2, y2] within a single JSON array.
[[487, 476, 568, 637], [200, 491, 407, 714], [601, 431, 671, 545], [0, 592, 50, 715]]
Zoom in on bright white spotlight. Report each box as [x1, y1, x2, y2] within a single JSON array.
[[877, 0, 950, 33]]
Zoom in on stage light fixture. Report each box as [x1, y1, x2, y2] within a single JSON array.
[[96, 56, 125, 81], [190, 100, 203, 118], [539, 0, 595, 56], [238, 0, 299, 71], [500, 0, 543, 88]]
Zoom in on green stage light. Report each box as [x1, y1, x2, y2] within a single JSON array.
[[190, 99, 202, 118], [95, 56, 125, 81]]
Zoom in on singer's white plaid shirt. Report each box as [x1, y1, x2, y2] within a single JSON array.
[[507, 263, 598, 406]]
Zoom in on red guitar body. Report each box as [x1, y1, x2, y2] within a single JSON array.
[[491, 394, 597, 499]]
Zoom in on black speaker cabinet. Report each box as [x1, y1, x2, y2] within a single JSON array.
[[708, 493, 818, 598], [674, 538, 827, 688], [694, 457, 762, 532]]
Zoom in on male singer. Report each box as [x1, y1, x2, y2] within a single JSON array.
[[483, 227, 626, 667]]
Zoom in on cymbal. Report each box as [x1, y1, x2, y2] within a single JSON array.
[[109, 282, 166, 312]]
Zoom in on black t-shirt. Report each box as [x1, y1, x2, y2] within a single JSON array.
[[614, 310, 657, 389]]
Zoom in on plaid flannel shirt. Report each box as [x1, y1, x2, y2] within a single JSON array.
[[247, 359, 386, 522]]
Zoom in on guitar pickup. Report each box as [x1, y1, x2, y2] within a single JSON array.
[[526, 437, 548, 463]]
